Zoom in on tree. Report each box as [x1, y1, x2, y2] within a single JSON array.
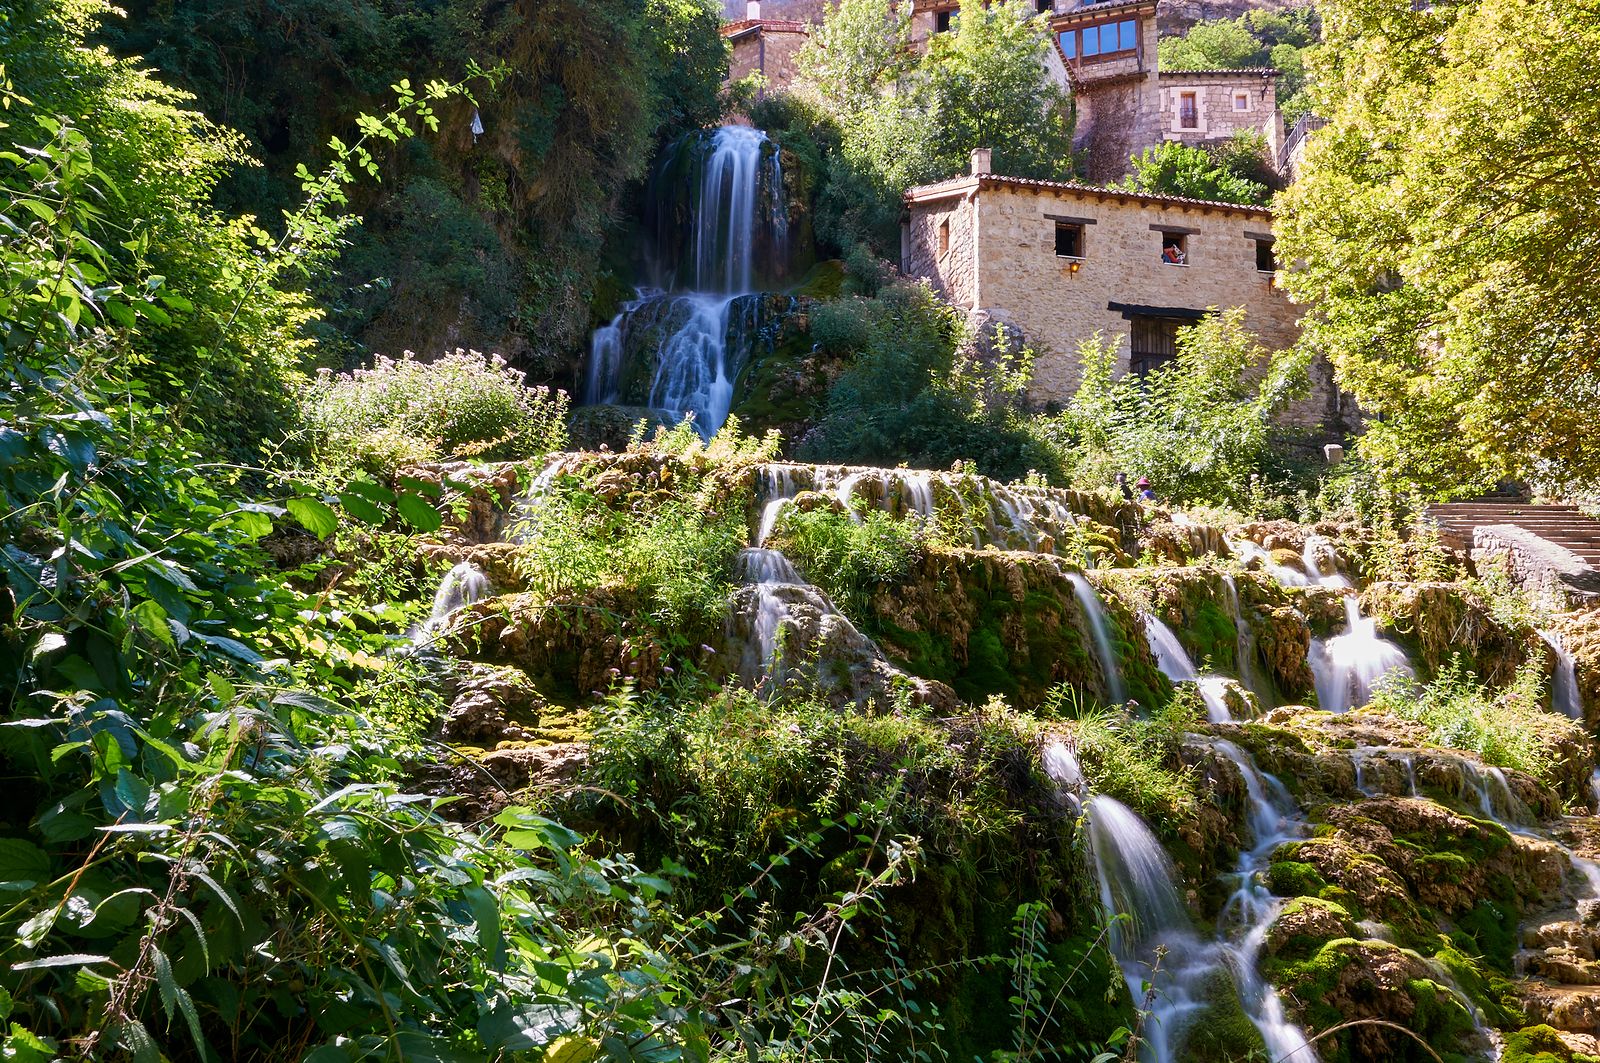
[[1121, 133, 1273, 205], [794, 0, 1074, 256], [1276, 0, 1600, 495], [1157, 9, 1319, 121]]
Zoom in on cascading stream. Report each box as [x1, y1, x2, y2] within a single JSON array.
[[1142, 613, 1236, 722], [1069, 574, 1127, 705], [582, 125, 788, 438], [1308, 597, 1414, 712]]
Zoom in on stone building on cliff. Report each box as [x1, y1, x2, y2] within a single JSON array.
[[900, 150, 1349, 433]]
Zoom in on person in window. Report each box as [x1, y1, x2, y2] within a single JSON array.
[[1115, 472, 1134, 502], [1162, 243, 1186, 265], [1136, 476, 1157, 502]]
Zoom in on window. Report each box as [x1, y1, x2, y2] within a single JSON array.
[[1061, 18, 1137, 60], [1179, 92, 1198, 129], [1161, 232, 1187, 265], [1036, 0, 1053, 13], [1130, 317, 1183, 375], [1254, 237, 1275, 273], [1233, 92, 1250, 111], [1054, 221, 1083, 258], [935, 9, 953, 32], [938, 219, 951, 257]]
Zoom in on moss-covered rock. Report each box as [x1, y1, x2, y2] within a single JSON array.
[[1363, 580, 1541, 685], [863, 549, 1169, 710]]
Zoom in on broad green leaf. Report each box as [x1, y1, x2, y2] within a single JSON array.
[[396, 492, 443, 533], [337, 491, 386, 526], [286, 497, 338, 539]]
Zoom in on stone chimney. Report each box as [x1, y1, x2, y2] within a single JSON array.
[[746, 0, 761, 17], [970, 148, 993, 175]]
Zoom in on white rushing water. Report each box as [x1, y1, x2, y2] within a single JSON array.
[[1308, 597, 1413, 712], [582, 125, 787, 438], [1084, 759, 1316, 1063], [1142, 613, 1235, 722], [1042, 740, 1085, 815], [1541, 629, 1583, 720], [1221, 575, 1267, 702], [412, 561, 490, 644], [1069, 574, 1127, 705]]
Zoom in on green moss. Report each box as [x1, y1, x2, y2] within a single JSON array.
[[1175, 968, 1268, 1062], [1502, 1024, 1577, 1063], [1453, 898, 1517, 972], [789, 259, 846, 300], [1267, 859, 1328, 898]]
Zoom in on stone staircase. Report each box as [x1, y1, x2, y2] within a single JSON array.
[[1425, 503, 1600, 569]]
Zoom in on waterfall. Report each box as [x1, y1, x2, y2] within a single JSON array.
[[1069, 574, 1127, 704], [1228, 538, 1310, 587], [1209, 742, 1321, 1063], [412, 561, 490, 644], [581, 125, 789, 438], [755, 465, 803, 546], [1308, 597, 1413, 712], [736, 547, 807, 670], [1084, 796, 1193, 963], [1142, 613, 1234, 722], [1221, 575, 1266, 701], [1042, 740, 1085, 814], [1301, 535, 1352, 589], [1541, 629, 1583, 719]]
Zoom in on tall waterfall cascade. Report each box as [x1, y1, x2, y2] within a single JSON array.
[[582, 125, 790, 438]]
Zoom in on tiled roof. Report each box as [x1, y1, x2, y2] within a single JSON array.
[[720, 17, 810, 35], [1158, 67, 1280, 77], [904, 172, 1274, 216]]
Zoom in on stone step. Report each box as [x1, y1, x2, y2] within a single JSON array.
[[1523, 981, 1600, 1032]]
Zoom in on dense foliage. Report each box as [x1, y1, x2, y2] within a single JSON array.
[[101, 0, 729, 372], [788, 0, 1073, 258], [1051, 309, 1310, 507], [302, 350, 570, 474], [1119, 132, 1276, 206], [800, 283, 1068, 483], [1157, 9, 1318, 123], [1277, 0, 1600, 496]]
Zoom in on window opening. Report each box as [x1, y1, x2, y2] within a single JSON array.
[[1054, 221, 1084, 258], [1161, 233, 1187, 265], [938, 219, 951, 257], [1234, 92, 1250, 111], [1179, 92, 1199, 129], [1254, 238, 1275, 272], [1131, 317, 1183, 375], [935, 9, 953, 31]]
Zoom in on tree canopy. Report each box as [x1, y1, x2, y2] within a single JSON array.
[[1276, 0, 1600, 495], [792, 0, 1074, 255]]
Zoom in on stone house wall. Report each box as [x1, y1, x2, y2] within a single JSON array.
[[1156, 70, 1282, 156], [725, 22, 810, 95], [902, 192, 979, 308], [902, 174, 1348, 435]]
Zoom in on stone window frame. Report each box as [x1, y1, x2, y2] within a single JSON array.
[[1247, 230, 1276, 274], [938, 218, 951, 259], [1177, 90, 1201, 131], [1233, 91, 1252, 112], [1047, 212, 1094, 261], [1152, 223, 1196, 267]]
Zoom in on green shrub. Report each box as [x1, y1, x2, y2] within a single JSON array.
[[767, 504, 925, 616], [1048, 311, 1309, 509], [801, 281, 1069, 482], [1043, 686, 1200, 820], [1367, 656, 1568, 782], [301, 349, 569, 474]]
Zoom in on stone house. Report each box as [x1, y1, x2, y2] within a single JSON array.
[[1047, 0, 1283, 181], [723, 1, 819, 99], [901, 151, 1347, 432]]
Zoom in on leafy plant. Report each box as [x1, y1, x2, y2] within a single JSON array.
[[300, 348, 570, 475], [767, 505, 925, 618], [1366, 657, 1573, 782]]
